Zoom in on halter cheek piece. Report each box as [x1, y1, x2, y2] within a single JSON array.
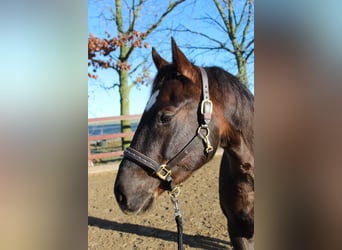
[[123, 67, 213, 191]]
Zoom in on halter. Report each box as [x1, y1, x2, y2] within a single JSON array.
[[123, 67, 213, 250]]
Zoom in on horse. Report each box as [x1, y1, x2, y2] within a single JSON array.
[[114, 37, 254, 250]]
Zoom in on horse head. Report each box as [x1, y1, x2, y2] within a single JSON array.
[[114, 38, 221, 214]]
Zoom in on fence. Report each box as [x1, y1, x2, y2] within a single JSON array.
[[88, 114, 141, 167]]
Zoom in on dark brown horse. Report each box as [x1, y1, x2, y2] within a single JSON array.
[[114, 38, 254, 250]]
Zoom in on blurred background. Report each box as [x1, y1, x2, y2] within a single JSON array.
[[0, 0, 341, 250]]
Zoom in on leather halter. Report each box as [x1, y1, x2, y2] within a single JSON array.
[[123, 67, 213, 191]]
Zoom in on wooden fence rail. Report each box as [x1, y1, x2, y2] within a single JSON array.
[[88, 114, 141, 167]]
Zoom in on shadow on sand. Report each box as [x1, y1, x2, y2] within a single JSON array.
[[89, 216, 231, 249]]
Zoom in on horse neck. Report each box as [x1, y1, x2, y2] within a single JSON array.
[[207, 68, 254, 163]]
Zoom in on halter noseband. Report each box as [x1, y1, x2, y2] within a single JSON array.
[[123, 67, 213, 190]]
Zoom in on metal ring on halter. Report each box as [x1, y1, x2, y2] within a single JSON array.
[[197, 125, 210, 138], [168, 185, 181, 199], [197, 125, 214, 153]]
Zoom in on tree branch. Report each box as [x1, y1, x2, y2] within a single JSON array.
[[241, 1, 253, 48], [172, 26, 235, 54], [115, 0, 124, 33], [233, 6, 238, 27], [125, 0, 186, 60], [213, 0, 238, 51], [187, 46, 235, 53], [130, 58, 147, 75], [227, 0, 236, 40], [246, 48, 254, 61], [199, 14, 228, 34], [213, 0, 231, 35], [236, 0, 249, 30], [127, 82, 136, 92], [144, 0, 186, 38], [103, 83, 120, 90], [129, 0, 144, 32], [244, 38, 254, 50]]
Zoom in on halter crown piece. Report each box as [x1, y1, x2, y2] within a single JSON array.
[[123, 67, 213, 250]]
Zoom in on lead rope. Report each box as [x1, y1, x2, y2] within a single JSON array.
[[169, 186, 183, 250], [168, 67, 210, 250]]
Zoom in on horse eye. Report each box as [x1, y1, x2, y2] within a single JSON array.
[[158, 111, 174, 124]]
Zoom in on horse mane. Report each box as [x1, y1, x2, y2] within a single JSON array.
[[206, 66, 254, 149]]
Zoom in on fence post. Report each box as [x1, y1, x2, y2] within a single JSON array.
[[88, 141, 94, 168]]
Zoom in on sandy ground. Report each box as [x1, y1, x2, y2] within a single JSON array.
[[88, 151, 232, 249]]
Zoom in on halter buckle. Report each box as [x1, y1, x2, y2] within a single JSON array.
[[156, 164, 171, 181], [201, 99, 213, 115]]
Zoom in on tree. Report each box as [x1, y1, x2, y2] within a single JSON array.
[[174, 0, 254, 87], [88, 0, 186, 149], [213, 0, 254, 86]]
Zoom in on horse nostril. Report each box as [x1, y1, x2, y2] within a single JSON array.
[[115, 186, 127, 206], [118, 192, 125, 204]]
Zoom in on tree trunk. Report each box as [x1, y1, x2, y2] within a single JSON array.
[[119, 68, 132, 150], [89, 0, 188, 150], [236, 52, 248, 86]]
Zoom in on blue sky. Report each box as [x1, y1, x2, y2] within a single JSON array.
[[88, 0, 254, 118]]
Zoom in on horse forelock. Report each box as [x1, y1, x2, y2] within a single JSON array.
[[150, 64, 202, 105]]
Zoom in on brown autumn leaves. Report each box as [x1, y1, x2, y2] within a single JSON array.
[[88, 31, 150, 80]]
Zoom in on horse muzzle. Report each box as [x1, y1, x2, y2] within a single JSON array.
[[114, 185, 155, 215], [114, 160, 158, 215]]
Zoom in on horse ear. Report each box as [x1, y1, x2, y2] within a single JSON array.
[[152, 47, 169, 70], [171, 37, 197, 82]]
